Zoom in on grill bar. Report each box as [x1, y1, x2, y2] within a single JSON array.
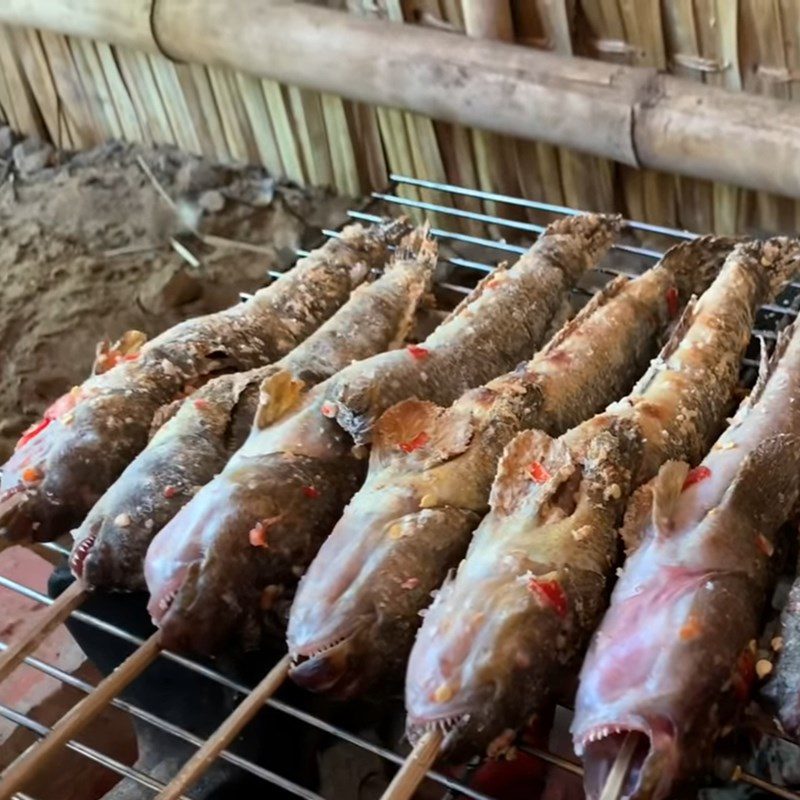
[[2, 175, 800, 800]]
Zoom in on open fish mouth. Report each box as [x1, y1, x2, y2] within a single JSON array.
[[407, 712, 470, 748], [147, 560, 200, 626], [70, 533, 96, 578], [289, 629, 357, 665], [288, 626, 365, 694]]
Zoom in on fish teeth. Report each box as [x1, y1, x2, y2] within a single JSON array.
[[69, 534, 96, 574], [292, 632, 355, 664], [158, 589, 178, 612]]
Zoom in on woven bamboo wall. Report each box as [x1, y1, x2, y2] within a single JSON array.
[[0, 0, 794, 234]]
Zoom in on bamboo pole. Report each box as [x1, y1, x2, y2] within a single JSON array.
[[3, 1, 800, 198], [155, 655, 291, 800]]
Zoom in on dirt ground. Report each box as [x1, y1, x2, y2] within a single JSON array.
[[0, 137, 355, 460]]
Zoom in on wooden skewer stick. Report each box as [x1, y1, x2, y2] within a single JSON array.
[[0, 631, 161, 799], [598, 732, 638, 800], [155, 654, 292, 800], [380, 729, 443, 800], [0, 580, 86, 685]]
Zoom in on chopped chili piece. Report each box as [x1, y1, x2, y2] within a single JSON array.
[[320, 402, 338, 418], [682, 465, 711, 491], [679, 615, 702, 641], [163, 485, 177, 499], [527, 578, 568, 617], [16, 418, 51, 450], [249, 521, 269, 548], [193, 398, 209, 411], [401, 577, 420, 590], [528, 460, 550, 484], [665, 286, 680, 318], [399, 431, 429, 453], [406, 344, 429, 361], [21, 466, 43, 483], [302, 485, 320, 499]]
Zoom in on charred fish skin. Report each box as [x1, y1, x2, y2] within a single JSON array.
[[70, 229, 434, 592], [146, 214, 619, 657], [0, 219, 410, 545], [287, 236, 732, 698], [330, 213, 622, 445], [574, 316, 800, 800], [404, 238, 800, 760], [144, 233, 438, 654]]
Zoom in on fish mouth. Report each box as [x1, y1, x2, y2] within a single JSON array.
[[70, 533, 97, 579], [147, 559, 199, 626], [289, 627, 363, 695], [406, 713, 470, 750], [578, 717, 676, 800]]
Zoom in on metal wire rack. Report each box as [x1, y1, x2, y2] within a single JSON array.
[[2, 174, 800, 800]]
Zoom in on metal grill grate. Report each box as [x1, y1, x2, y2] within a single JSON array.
[[2, 175, 800, 800]]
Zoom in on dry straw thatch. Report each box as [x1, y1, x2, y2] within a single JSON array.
[[0, 1, 794, 234]]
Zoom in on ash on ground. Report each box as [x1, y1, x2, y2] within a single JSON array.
[[0, 132, 355, 461]]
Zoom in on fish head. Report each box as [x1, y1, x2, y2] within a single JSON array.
[[287, 481, 430, 697], [573, 561, 758, 800]]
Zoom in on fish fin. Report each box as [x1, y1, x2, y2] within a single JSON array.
[[656, 235, 738, 299], [489, 429, 576, 517], [93, 330, 147, 375], [629, 295, 698, 396], [539, 277, 628, 357], [256, 369, 307, 429], [723, 434, 800, 524], [651, 460, 690, 538], [620, 481, 654, 554], [372, 399, 473, 469]]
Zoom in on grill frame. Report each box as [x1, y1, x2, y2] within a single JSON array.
[[2, 174, 800, 800]]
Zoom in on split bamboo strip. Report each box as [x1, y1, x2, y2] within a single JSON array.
[[286, 86, 334, 187], [149, 54, 201, 155], [112, 46, 155, 145], [348, 101, 389, 190], [75, 39, 123, 141], [154, 655, 291, 800], [210, 67, 258, 163], [261, 80, 305, 184], [321, 92, 361, 196], [68, 35, 116, 143], [0, 26, 45, 140], [0, 581, 85, 686], [186, 64, 229, 160], [379, 730, 443, 800], [0, 632, 161, 800], [234, 71, 283, 175]]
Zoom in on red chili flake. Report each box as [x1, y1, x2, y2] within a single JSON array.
[[682, 465, 711, 491], [733, 647, 756, 701], [527, 578, 568, 617], [21, 466, 43, 484], [123, 352, 140, 362], [320, 402, 338, 418], [163, 485, 177, 499], [756, 534, 775, 557], [485, 276, 502, 290], [665, 286, 680, 318], [16, 418, 51, 450], [193, 398, 210, 411], [528, 460, 550, 484], [399, 431, 429, 453], [401, 577, 420, 590], [302, 485, 320, 499], [406, 344, 430, 361], [249, 521, 270, 548]]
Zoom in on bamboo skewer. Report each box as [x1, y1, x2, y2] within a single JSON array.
[[598, 731, 638, 800], [0, 580, 85, 685], [379, 729, 443, 800], [155, 654, 291, 800], [0, 631, 161, 799]]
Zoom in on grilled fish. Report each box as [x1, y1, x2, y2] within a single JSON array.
[[405, 239, 800, 762], [573, 313, 800, 800], [0, 220, 410, 545], [144, 213, 620, 654], [287, 237, 732, 698], [70, 229, 435, 591]]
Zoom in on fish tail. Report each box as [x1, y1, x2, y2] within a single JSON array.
[[390, 224, 437, 269], [536, 213, 623, 284], [656, 235, 738, 299], [737, 237, 800, 303]]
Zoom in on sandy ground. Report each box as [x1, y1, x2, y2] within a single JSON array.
[[0, 139, 354, 460]]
